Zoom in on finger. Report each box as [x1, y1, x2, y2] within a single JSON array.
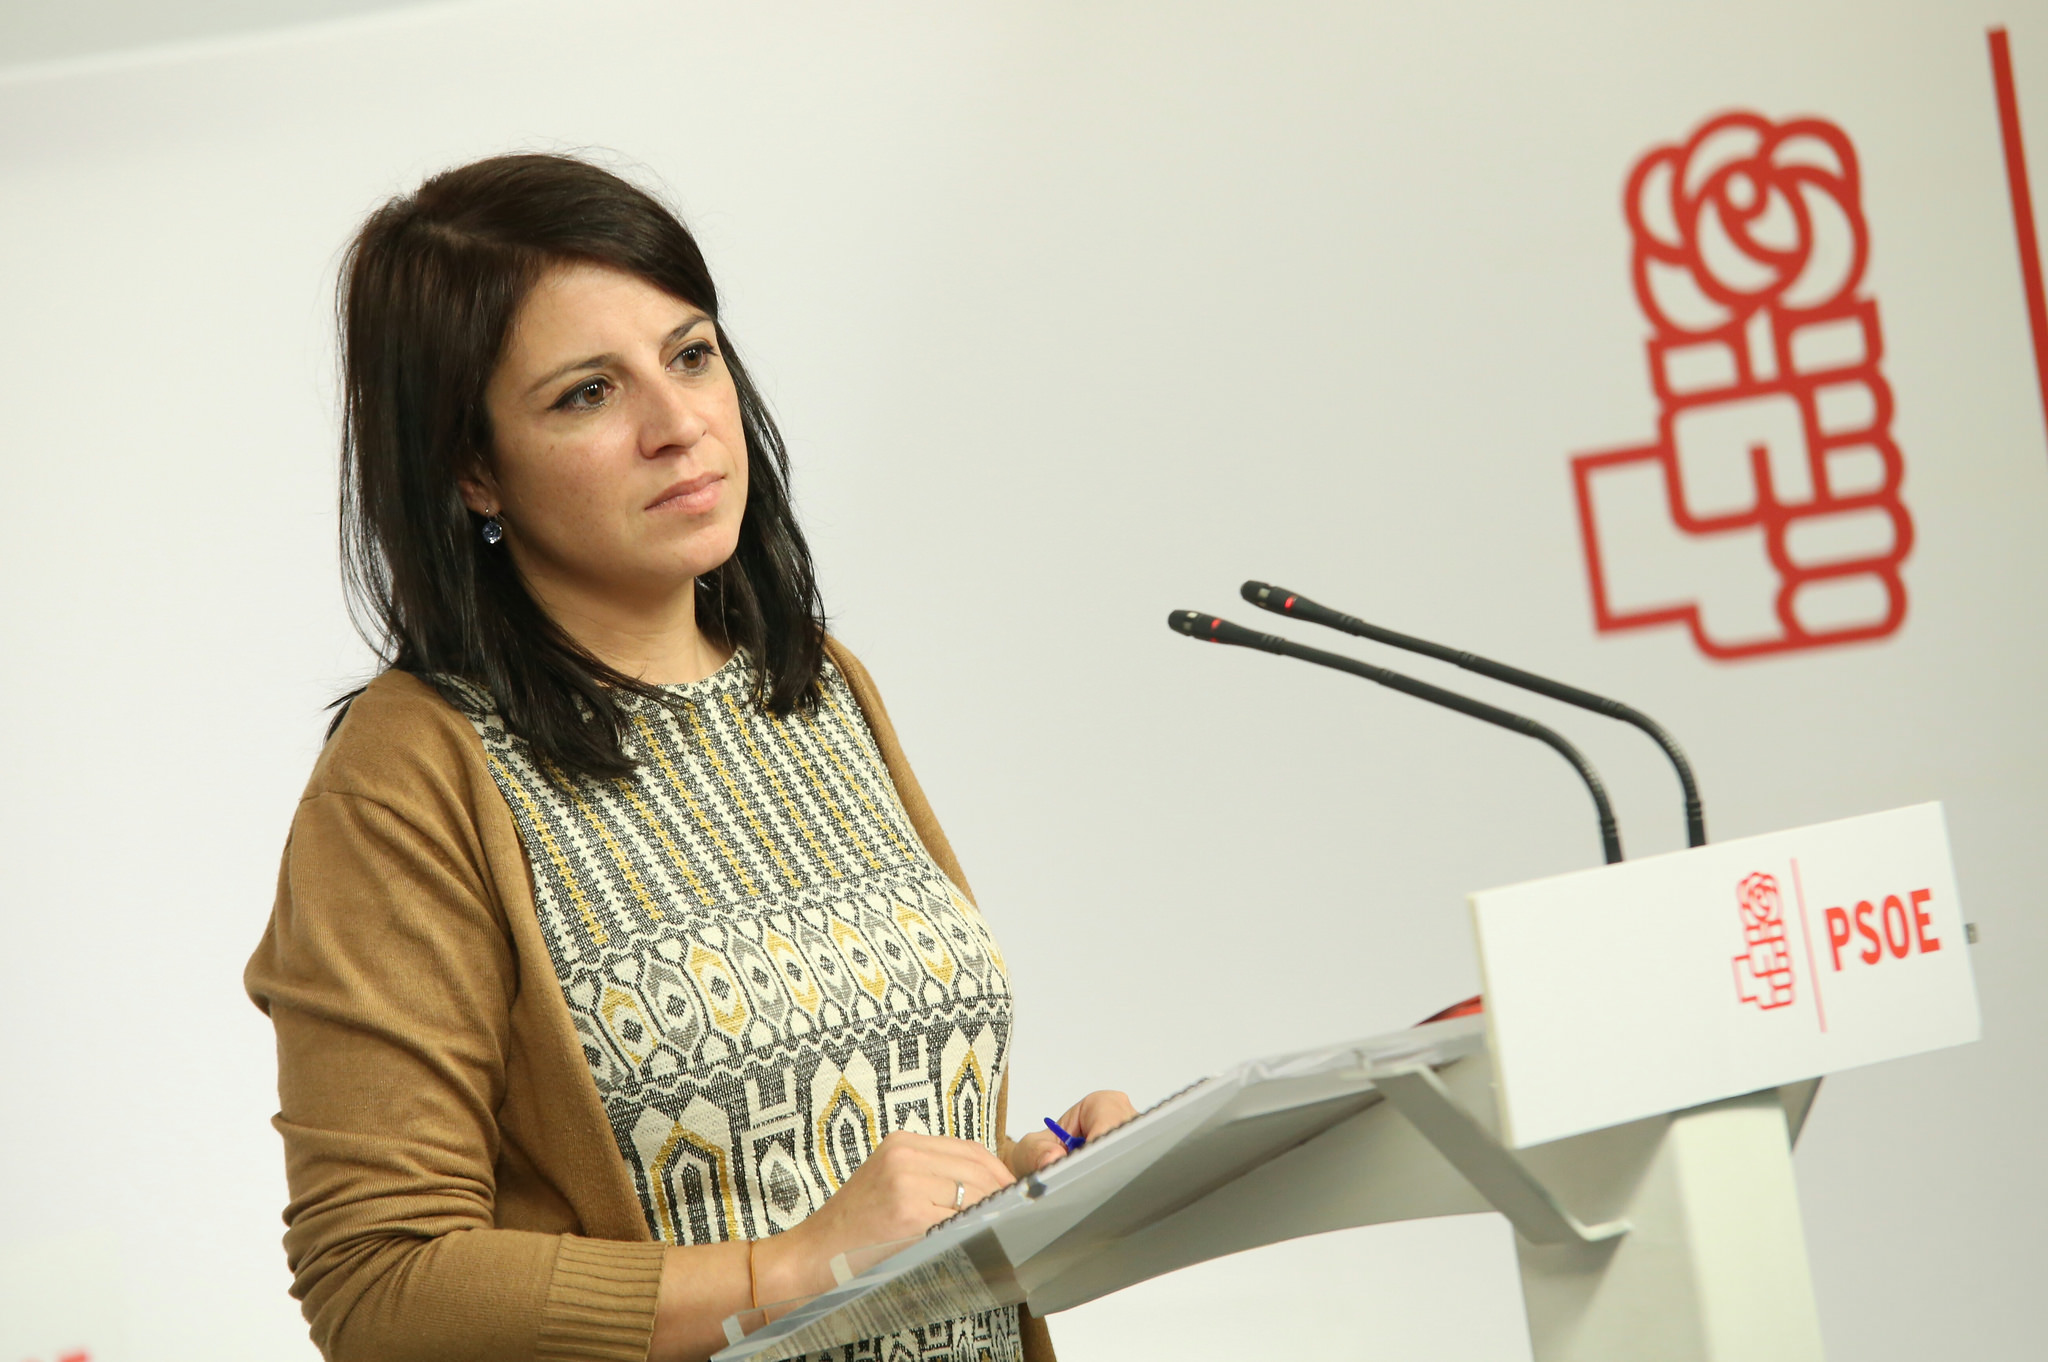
[[874, 1132, 1016, 1184], [1785, 569, 1900, 636], [1081, 1091, 1138, 1128], [1062, 1091, 1138, 1138], [968, 1138, 1020, 1184], [883, 1131, 1013, 1167], [922, 1136, 1016, 1188], [905, 1139, 1015, 1198], [918, 1166, 1003, 1214], [1778, 503, 1903, 571], [1009, 1130, 1066, 1173]]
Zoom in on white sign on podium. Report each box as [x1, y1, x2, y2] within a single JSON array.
[[1471, 802, 1980, 1148]]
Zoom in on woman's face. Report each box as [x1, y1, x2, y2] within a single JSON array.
[[466, 261, 748, 622]]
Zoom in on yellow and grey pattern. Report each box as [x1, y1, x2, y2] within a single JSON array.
[[455, 654, 1019, 1362]]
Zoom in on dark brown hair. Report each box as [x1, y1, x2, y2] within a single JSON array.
[[334, 153, 826, 777]]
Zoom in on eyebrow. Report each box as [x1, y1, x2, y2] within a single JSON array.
[[524, 312, 714, 399]]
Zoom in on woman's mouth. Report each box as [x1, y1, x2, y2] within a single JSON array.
[[646, 474, 722, 515]]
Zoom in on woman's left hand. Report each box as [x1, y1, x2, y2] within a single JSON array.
[[1007, 1089, 1139, 1176]]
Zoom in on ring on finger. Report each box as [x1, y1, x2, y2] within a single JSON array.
[[952, 1180, 966, 1210]]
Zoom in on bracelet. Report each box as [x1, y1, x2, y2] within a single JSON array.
[[747, 1237, 760, 1312]]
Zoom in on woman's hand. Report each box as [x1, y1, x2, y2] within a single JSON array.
[[655, 1106, 1139, 1359], [753, 1131, 1014, 1304], [1005, 1090, 1139, 1177]]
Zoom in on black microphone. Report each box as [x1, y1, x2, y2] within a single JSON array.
[[1169, 610, 1623, 864], [1241, 582, 1705, 848]]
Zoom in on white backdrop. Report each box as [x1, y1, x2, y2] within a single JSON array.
[[3, 1, 2045, 1358]]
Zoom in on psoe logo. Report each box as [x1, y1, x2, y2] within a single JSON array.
[[1733, 871, 1796, 1010], [1572, 112, 1913, 660]]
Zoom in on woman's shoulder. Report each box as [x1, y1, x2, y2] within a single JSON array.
[[304, 669, 491, 809], [820, 633, 883, 709]]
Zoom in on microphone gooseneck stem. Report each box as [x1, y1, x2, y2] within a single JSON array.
[[1171, 610, 1623, 865], [1242, 582, 1705, 848]]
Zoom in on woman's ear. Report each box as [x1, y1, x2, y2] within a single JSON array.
[[456, 468, 500, 516]]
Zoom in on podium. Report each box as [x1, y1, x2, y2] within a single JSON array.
[[714, 804, 1980, 1362]]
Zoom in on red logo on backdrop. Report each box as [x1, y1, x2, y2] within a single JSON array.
[[1733, 871, 1796, 1010], [1572, 113, 1914, 659]]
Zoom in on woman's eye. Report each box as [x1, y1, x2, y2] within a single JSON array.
[[558, 378, 610, 411], [674, 341, 717, 374]]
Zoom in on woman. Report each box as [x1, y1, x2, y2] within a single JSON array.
[[245, 153, 1134, 1362]]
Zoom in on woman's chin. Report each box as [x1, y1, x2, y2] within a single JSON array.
[[643, 527, 742, 585]]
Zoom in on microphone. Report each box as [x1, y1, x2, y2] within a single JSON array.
[[1240, 582, 1705, 848], [1169, 610, 1623, 864]]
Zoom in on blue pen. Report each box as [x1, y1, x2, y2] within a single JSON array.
[[1043, 1117, 1085, 1152]]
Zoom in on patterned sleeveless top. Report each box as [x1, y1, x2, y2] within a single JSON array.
[[457, 652, 1022, 1361]]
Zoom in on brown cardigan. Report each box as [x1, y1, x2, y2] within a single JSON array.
[[246, 639, 1055, 1362]]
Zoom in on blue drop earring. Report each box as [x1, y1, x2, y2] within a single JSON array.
[[481, 512, 504, 546]]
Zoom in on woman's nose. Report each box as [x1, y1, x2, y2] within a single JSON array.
[[640, 377, 709, 455]]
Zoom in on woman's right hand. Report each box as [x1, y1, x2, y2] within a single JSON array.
[[752, 1131, 1015, 1304]]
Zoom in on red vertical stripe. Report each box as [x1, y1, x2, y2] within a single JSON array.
[[1789, 858, 1828, 1035], [1990, 28, 2048, 447]]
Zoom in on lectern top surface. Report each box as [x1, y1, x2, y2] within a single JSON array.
[[713, 1014, 1489, 1361]]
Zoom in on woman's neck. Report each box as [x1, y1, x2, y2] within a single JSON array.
[[524, 572, 732, 685]]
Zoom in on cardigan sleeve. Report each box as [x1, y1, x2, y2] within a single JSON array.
[[246, 682, 664, 1361]]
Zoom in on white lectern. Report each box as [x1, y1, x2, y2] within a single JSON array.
[[714, 804, 1980, 1362]]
